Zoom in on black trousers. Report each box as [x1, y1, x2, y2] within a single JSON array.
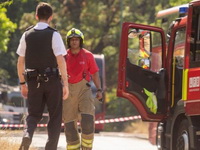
[[26, 76, 62, 150]]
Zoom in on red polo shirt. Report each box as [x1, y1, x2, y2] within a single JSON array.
[[65, 48, 99, 84]]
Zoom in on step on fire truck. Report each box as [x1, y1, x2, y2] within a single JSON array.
[[117, 0, 200, 149]]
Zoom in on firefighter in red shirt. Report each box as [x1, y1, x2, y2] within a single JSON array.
[[63, 28, 103, 150]]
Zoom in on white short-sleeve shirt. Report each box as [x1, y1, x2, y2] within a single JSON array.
[[16, 22, 66, 57]]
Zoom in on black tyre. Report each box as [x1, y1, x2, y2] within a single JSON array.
[[175, 119, 190, 150]]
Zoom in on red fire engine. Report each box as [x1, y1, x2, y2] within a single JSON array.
[[117, 0, 200, 149]]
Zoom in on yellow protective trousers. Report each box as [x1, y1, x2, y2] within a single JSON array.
[[63, 79, 95, 150]]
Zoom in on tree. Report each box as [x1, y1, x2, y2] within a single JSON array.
[[0, 2, 16, 52], [170, 0, 191, 6], [0, 1, 16, 83], [0, 0, 38, 85], [5, 0, 173, 87], [52, 0, 165, 91]]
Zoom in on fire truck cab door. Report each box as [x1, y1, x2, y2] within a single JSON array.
[[184, 1, 200, 116], [117, 22, 167, 121]]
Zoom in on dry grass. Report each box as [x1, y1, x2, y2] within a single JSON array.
[[0, 130, 20, 150], [0, 130, 37, 150], [123, 120, 149, 134], [0, 140, 21, 150], [0, 130, 21, 150]]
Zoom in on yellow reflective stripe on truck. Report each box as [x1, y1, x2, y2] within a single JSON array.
[[182, 69, 188, 100], [171, 56, 176, 107]]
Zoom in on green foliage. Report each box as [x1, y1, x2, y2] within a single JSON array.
[[0, 68, 10, 84], [0, 1, 13, 8], [19, 12, 36, 31], [1, 0, 38, 85], [8, 0, 173, 88], [0, 7, 16, 52], [105, 88, 139, 131], [106, 89, 139, 116], [170, 0, 191, 6]]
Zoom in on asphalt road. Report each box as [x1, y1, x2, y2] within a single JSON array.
[[5, 132, 157, 150]]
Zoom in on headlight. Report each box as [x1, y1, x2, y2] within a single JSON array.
[[2, 118, 10, 123]]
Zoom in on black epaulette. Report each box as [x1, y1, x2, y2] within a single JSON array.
[[48, 26, 57, 31], [25, 25, 34, 31]]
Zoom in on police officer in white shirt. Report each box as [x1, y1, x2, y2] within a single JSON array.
[[17, 2, 69, 150]]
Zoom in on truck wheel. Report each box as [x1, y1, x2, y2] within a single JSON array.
[[175, 119, 190, 150]]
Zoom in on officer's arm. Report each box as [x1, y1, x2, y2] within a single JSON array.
[[17, 56, 25, 83], [17, 56, 28, 98], [56, 55, 68, 86], [56, 55, 69, 100]]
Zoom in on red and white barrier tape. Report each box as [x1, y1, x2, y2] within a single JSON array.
[[94, 116, 141, 124], [0, 115, 141, 128]]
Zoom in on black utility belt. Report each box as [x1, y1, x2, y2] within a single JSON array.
[[24, 67, 59, 81]]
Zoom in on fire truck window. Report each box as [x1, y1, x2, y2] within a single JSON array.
[[174, 28, 185, 69], [128, 29, 140, 65], [127, 29, 162, 72], [190, 8, 200, 68], [173, 28, 185, 101], [151, 31, 162, 72], [127, 29, 151, 69]]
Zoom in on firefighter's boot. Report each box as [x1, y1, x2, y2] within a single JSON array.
[[81, 137, 93, 150], [64, 122, 80, 150], [81, 114, 94, 150]]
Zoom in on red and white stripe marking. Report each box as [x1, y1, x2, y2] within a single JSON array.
[[0, 115, 141, 128], [94, 116, 141, 124]]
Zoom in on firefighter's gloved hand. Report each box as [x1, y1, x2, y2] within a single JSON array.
[[96, 89, 103, 103], [95, 97, 103, 103], [98, 98, 103, 103]]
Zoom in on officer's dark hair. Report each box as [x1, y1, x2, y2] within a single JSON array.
[[36, 2, 53, 21]]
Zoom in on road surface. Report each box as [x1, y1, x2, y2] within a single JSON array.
[[3, 131, 157, 150]]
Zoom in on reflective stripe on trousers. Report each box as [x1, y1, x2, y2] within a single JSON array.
[[81, 138, 93, 150], [67, 143, 80, 150]]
